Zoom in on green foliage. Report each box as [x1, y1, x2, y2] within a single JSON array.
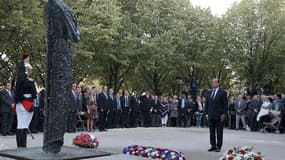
[[0, 0, 284, 93]]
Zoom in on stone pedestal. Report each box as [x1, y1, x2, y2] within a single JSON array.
[[0, 146, 111, 160]]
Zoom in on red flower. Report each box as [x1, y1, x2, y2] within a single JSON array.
[[227, 149, 233, 154], [254, 156, 262, 160], [239, 150, 246, 155]]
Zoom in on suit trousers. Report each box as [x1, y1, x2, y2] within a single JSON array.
[[236, 114, 246, 129], [122, 108, 130, 128], [67, 111, 76, 132], [107, 110, 114, 128], [114, 110, 122, 128], [1, 112, 14, 134], [130, 110, 138, 128], [142, 111, 151, 127], [98, 109, 107, 130], [209, 118, 224, 148], [249, 112, 258, 131]]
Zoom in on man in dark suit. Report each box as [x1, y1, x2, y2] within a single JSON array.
[[140, 91, 151, 127], [107, 88, 116, 129], [121, 90, 131, 128], [205, 78, 227, 152], [67, 83, 79, 133], [97, 86, 109, 131], [114, 93, 122, 128], [186, 97, 197, 127], [130, 91, 139, 128], [0, 82, 15, 136], [178, 94, 188, 127]]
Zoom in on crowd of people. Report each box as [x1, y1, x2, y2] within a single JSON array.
[[228, 94, 285, 133], [0, 82, 285, 136], [67, 84, 209, 132]]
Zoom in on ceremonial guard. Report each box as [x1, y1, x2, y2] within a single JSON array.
[[14, 54, 37, 148]]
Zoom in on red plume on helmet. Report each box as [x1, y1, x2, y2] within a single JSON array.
[[22, 53, 30, 60]]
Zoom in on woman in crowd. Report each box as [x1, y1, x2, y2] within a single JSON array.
[[228, 96, 236, 129], [195, 96, 204, 128], [169, 96, 178, 127], [160, 96, 169, 127], [257, 96, 273, 132], [86, 88, 98, 132]]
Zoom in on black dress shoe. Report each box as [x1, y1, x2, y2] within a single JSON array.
[[7, 132, 15, 136], [215, 148, 221, 152], [208, 147, 216, 152]]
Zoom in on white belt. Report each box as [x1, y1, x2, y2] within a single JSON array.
[[24, 94, 32, 98]]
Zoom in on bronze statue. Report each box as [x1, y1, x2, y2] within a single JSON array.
[[43, 0, 80, 153]]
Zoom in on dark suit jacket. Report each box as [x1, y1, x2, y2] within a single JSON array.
[[205, 88, 228, 120], [120, 96, 130, 110], [108, 94, 116, 111], [71, 90, 79, 112], [97, 92, 109, 110], [151, 100, 160, 114], [0, 89, 15, 113], [178, 99, 188, 109], [140, 95, 151, 112], [130, 96, 139, 111]]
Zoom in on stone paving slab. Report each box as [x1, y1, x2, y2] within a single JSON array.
[[0, 128, 284, 160]]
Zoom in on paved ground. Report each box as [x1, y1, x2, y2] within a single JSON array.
[[0, 127, 284, 160]]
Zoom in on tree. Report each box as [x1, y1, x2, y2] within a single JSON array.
[[223, 0, 285, 91]]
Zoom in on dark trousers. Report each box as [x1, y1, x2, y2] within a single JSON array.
[[30, 107, 39, 133], [280, 115, 285, 133], [151, 114, 161, 127], [142, 111, 150, 127], [178, 115, 187, 127], [170, 117, 177, 127], [1, 112, 14, 134], [187, 112, 194, 127], [229, 114, 236, 129], [114, 110, 122, 128], [107, 110, 114, 128], [16, 129, 27, 148], [122, 108, 130, 128], [209, 118, 224, 149], [67, 112, 76, 132], [249, 112, 258, 131], [130, 110, 138, 128], [98, 110, 107, 131]]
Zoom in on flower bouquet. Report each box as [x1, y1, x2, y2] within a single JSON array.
[[72, 133, 99, 148], [123, 145, 186, 160], [219, 146, 263, 160]]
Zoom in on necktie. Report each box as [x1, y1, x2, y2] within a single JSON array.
[[126, 96, 129, 107], [8, 90, 12, 98], [211, 89, 215, 99]]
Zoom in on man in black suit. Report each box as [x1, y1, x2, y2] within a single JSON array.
[[107, 88, 116, 129], [130, 91, 139, 128], [205, 78, 227, 152], [67, 83, 79, 133], [0, 82, 15, 136], [178, 94, 188, 127], [140, 91, 151, 127], [121, 90, 131, 128], [97, 86, 109, 131], [114, 93, 122, 128]]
